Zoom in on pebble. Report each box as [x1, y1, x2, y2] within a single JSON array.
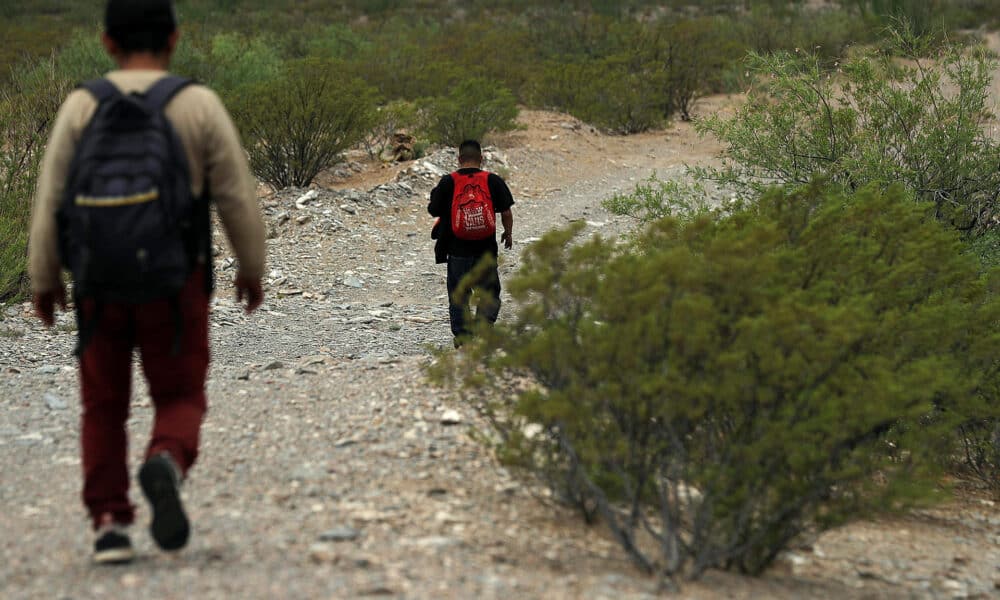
[[404, 536, 458, 550], [44, 392, 67, 410], [319, 527, 361, 542], [440, 410, 462, 425], [309, 542, 339, 564], [295, 189, 319, 209]]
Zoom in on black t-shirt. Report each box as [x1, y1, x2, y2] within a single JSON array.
[[428, 168, 514, 258]]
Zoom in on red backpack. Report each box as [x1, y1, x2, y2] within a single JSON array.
[[450, 171, 495, 240]]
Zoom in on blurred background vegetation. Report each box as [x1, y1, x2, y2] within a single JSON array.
[[4, 0, 1000, 149], [2, 0, 999, 303]]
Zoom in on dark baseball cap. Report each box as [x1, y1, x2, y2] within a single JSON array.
[[105, 0, 178, 34]]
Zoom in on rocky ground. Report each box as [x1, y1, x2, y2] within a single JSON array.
[[3, 106, 1000, 599]]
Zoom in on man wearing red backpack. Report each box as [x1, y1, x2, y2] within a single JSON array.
[[28, 0, 265, 564], [428, 140, 514, 347]]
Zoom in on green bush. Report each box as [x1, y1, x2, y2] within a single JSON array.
[[232, 58, 378, 189], [730, 4, 874, 61], [433, 181, 999, 577], [953, 258, 1000, 493], [0, 56, 77, 302], [693, 28, 1000, 243], [643, 18, 743, 120], [528, 58, 663, 134], [53, 30, 113, 82], [603, 173, 719, 223], [171, 31, 284, 107], [306, 23, 372, 61], [527, 17, 740, 131], [420, 77, 519, 146], [945, 0, 1000, 28], [843, 0, 948, 36]]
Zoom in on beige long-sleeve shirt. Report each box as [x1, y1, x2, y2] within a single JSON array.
[[28, 69, 265, 294]]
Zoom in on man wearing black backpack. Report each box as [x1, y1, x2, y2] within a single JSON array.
[[428, 140, 514, 347], [28, 0, 265, 564]]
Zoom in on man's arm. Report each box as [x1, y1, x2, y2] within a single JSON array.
[[201, 89, 266, 313], [500, 209, 513, 249], [428, 175, 451, 217], [29, 91, 91, 325], [489, 173, 515, 250]]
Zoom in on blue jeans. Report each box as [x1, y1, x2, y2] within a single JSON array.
[[447, 254, 501, 339]]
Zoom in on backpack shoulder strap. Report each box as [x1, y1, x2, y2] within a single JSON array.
[[79, 78, 121, 104], [143, 76, 194, 112]]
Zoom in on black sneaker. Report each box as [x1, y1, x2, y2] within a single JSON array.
[[93, 517, 134, 565], [138, 453, 190, 551]]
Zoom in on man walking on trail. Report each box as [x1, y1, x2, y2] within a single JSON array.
[[428, 139, 514, 347], [28, 0, 265, 564]]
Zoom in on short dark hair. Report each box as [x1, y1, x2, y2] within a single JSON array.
[[107, 29, 174, 53], [458, 139, 482, 163], [105, 0, 177, 53]]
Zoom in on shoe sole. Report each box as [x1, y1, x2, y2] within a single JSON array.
[[93, 547, 135, 565], [139, 457, 190, 551]]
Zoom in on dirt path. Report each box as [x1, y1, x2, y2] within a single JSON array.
[[3, 89, 1000, 598]]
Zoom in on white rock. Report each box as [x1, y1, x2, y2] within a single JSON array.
[[440, 410, 462, 425], [44, 393, 67, 410], [295, 189, 319, 209], [522, 423, 544, 440]]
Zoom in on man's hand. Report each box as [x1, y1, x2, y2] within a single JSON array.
[[500, 209, 514, 250], [33, 285, 67, 327], [235, 274, 264, 314]]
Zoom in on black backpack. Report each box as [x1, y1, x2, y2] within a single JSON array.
[[57, 76, 209, 354]]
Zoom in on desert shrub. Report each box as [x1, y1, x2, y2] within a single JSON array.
[[206, 33, 284, 101], [53, 30, 113, 82], [945, 0, 1000, 28], [662, 19, 744, 121], [171, 31, 284, 106], [432, 181, 999, 578], [965, 231, 1000, 271], [953, 266, 1000, 493], [0, 27, 112, 84], [575, 56, 665, 133], [0, 56, 77, 302], [843, 0, 948, 36], [306, 23, 372, 60], [603, 174, 719, 223], [956, 419, 1000, 495], [730, 4, 875, 61], [420, 78, 519, 146], [231, 58, 377, 189], [692, 28, 1000, 242], [528, 58, 663, 134], [337, 18, 460, 101], [527, 16, 739, 131]]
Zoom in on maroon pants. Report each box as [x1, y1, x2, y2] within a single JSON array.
[[78, 271, 209, 529]]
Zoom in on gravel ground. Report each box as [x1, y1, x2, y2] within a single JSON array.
[[3, 110, 1000, 599]]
